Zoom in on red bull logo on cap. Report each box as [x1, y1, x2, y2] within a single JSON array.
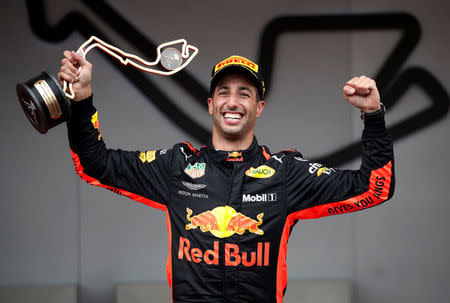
[[185, 206, 264, 238]]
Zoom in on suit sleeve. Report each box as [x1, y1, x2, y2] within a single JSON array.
[[285, 116, 395, 219], [67, 95, 171, 210]]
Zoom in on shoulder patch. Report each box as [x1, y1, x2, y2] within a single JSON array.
[[139, 150, 157, 163]]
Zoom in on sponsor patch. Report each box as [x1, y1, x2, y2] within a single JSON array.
[[214, 55, 258, 73], [139, 152, 146, 163], [227, 151, 243, 162], [184, 162, 206, 179], [245, 165, 275, 178], [139, 150, 156, 163], [146, 150, 156, 162], [182, 181, 206, 191], [185, 206, 264, 238], [309, 162, 336, 176], [242, 193, 277, 202], [90, 111, 102, 140], [178, 190, 208, 199]]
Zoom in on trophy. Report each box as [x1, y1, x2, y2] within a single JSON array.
[[16, 36, 199, 134]]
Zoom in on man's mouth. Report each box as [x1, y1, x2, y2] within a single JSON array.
[[223, 112, 243, 123]]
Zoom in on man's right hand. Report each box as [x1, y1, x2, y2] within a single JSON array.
[[58, 51, 93, 101]]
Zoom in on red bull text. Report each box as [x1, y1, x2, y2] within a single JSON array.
[[178, 237, 270, 267], [226, 152, 244, 162], [181, 206, 269, 266]]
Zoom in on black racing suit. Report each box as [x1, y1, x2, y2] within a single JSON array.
[[67, 95, 395, 303]]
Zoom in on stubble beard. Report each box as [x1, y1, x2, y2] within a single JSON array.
[[213, 111, 255, 142]]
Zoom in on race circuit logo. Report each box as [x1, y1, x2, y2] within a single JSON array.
[[185, 206, 264, 238]]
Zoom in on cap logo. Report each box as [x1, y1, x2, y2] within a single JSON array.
[[214, 56, 258, 73]]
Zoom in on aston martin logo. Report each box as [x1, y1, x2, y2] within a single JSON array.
[[182, 181, 206, 191]]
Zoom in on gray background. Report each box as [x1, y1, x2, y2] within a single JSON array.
[[1, 0, 449, 302]]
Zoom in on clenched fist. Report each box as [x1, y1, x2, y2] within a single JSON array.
[[343, 76, 381, 113], [57, 51, 93, 101]]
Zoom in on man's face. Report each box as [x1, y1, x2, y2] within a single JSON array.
[[208, 73, 265, 141]]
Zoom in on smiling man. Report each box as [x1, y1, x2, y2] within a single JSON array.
[[59, 53, 395, 303], [208, 68, 265, 150]]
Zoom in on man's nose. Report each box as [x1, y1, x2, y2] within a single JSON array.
[[226, 94, 239, 107]]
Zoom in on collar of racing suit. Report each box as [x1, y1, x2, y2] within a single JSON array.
[[205, 136, 268, 163]]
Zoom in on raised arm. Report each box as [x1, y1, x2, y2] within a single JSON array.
[[285, 76, 394, 219], [59, 51, 171, 210]]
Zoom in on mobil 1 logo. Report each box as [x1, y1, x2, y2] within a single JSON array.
[[242, 193, 277, 203]]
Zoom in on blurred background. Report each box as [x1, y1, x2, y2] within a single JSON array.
[[1, 1, 449, 302]]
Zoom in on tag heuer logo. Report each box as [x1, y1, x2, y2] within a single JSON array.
[[245, 165, 275, 178], [184, 162, 206, 179]]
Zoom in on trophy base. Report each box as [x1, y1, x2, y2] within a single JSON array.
[[17, 71, 71, 134]]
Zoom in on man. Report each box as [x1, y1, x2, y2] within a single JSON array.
[[59, 52, 394, 303]]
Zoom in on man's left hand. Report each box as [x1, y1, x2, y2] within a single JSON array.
[[343, 76, 381, 113]]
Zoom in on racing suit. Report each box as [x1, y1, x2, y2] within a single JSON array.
[[67, 95, 395, 303]]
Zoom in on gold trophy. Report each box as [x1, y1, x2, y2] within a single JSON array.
[[16, 36, 199, 134]]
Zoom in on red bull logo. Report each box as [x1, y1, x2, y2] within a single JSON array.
[[182, 206, 269, 266], [228, 152, 242, 158], [226, 151, 243, 162], [185, 206, 264, 238]]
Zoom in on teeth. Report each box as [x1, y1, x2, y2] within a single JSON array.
[[224, 113, 242, 120]]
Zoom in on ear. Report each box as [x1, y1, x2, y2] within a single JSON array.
[[207, 98, 214, 116], [255, 100, 265, 118]]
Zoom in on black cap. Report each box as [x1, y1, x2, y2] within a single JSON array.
[[209, 55, 265, 99]]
